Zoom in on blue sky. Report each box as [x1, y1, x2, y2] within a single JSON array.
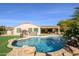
[[0, 3, 79, 26]]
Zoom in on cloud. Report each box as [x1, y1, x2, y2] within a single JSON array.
[[0, 19, 36, 24], [0, 19, 18, 22], [0, 19, 33, 26], [43, 9, 69, 15], [1, 8, 21, 14], [5, 10, 17, 14]]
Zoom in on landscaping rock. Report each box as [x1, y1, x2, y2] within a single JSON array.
[[7, 46, 36, 56], [35, 52, 46, 56]]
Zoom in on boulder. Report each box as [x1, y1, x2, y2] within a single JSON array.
[[35, 52, 46, 56], [19, 46, 36, 56], [7, 46, 36, 56]]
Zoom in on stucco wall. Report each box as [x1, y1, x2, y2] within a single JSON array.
[[12, 23, 40, 35], [7, 30, 12, 35], [7, 30, 13, 35]]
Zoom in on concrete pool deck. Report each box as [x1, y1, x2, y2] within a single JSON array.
[[7, 35, 79, 56]]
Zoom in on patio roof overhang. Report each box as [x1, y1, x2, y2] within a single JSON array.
[[40, 26, 60, 28]]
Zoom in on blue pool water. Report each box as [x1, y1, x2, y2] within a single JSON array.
[[12, 36, 64, 53]]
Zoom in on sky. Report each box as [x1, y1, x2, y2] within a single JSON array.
[[0, 3, 79, 27]]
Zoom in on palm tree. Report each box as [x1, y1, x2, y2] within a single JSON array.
[[63, 22, 79, 47], [57, 20, 73, 33]]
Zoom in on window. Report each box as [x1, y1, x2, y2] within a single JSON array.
[[34, 28, 38, 32], [28, 28, 32, 33], [16, 28, 21, 33]]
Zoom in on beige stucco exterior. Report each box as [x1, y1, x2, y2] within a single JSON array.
[[7, 30, 13, 35], [12, 23, 40, 35], [6, 23, 61, 35]]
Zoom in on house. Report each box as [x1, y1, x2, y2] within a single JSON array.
[[6, 23, 61, 35], [6, 27, 14, 35]]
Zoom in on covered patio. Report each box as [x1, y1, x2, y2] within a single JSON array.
[[40, 26, 61, 34]]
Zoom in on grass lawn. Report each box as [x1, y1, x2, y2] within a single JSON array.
[[0, 35, 19, 56]]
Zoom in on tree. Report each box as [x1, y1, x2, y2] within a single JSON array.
[[63, 22, 79, 40], [0, 26, 6, 35], [57, 20, 73, 33], [61, 7, 79, 47], [57, 7, 79, 33], [72, 7, 79, 20], [63, 22, 79, 47], [20, 30, 28, 38], [57, 7, 79, 47]]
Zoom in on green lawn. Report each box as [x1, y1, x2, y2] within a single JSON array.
[[0, 35, 19, 56]]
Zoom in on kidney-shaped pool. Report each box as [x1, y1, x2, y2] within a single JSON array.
[[12, 36, 64, 53]]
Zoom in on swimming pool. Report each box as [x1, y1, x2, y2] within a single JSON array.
[[12, 36, 64, 53]]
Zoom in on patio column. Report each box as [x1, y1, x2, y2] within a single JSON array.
[[32, 28, 34, 32], [58, 27, 61, 34], [52, 28, 54, 33], [38, 28, 41, 35], [45, 29, 47, 32]]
